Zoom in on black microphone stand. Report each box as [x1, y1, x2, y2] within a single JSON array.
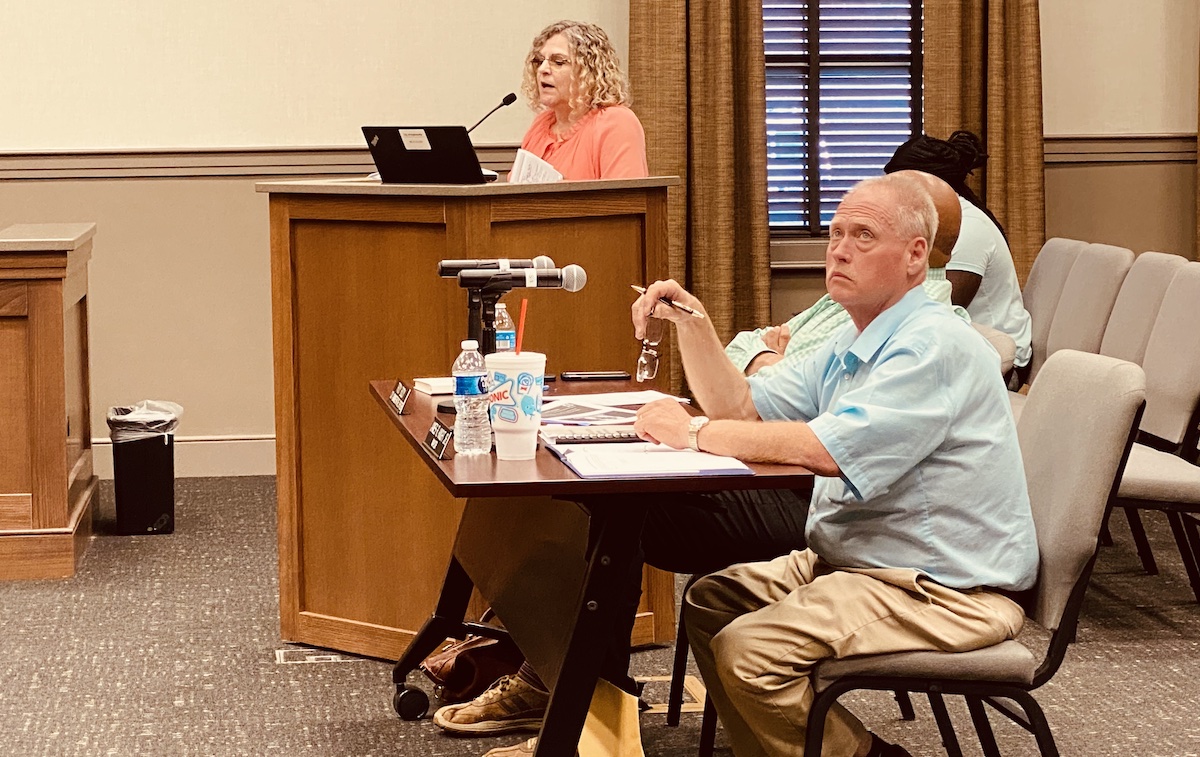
[[465, 281, 514, 356]]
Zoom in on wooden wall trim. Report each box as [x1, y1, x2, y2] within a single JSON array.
[[1045, 134, 1198, 165], [2, 136, 1191, 178], [0, 145, 520, 181]]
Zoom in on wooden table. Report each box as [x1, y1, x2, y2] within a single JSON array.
[[370, 379, 814, 757]]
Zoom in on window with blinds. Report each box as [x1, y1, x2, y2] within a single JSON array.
[[765, 0, 922, 234]]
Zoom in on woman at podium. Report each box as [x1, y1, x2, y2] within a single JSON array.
[[514, 20, 649, 180]]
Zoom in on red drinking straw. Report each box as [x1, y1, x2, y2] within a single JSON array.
[[515, 298, 529, 354]]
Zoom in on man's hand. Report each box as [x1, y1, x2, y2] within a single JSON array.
[[762, 324, 791, 353], [634, 398, 693, 448], [631, 279, 706, 339]]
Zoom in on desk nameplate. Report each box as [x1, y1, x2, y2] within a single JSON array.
[[389, 381, 412, 415], [424, 417, 454, 460]]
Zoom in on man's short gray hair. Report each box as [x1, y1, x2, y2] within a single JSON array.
[[845, 174, 939, 249]]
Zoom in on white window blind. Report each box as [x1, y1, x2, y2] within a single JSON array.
[[765, 0, 922, 233]]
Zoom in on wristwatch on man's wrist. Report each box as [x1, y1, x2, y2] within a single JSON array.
[[688, 415, 710, 452]]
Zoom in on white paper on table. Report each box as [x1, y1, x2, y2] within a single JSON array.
[[547, 441, 753, 478], [549, 390, 688, 407], [540, 400, 640, 425]]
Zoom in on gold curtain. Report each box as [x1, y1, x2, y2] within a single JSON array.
[[628, 0, 771, 389], [925, 0, 1045, 282]]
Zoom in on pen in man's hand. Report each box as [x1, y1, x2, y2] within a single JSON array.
[[630, 285, 706, 319]]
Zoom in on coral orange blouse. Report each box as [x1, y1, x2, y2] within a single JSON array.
[[517, 105, 649, 181]]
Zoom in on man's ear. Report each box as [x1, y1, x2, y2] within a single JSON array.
[[907, 237, 929, 275]]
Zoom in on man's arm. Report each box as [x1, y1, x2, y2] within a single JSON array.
[[725, 324, 789, 375], [745, 350, 784, 375], [947, 270, 982, 308], [632, 279, 758, 420], [633, 399, 839, 476]]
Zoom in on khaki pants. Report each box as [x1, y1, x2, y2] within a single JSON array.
[[684, 549, 1025, 757]]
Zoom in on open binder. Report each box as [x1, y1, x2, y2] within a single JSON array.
[[541, 437, 754, 479]]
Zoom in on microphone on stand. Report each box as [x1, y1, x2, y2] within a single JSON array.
[[467, 93, 518, 134], [457, 264, 588, 293], [437, 255, 555, 277]]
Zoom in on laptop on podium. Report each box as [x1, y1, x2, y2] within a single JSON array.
[[361, 125, 489, 184]]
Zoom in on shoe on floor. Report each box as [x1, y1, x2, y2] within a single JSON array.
[[433, 674, 549, 735], [483, 737, 538, 757]]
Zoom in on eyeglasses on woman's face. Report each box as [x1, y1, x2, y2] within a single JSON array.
[[531, 54, 572, 70]]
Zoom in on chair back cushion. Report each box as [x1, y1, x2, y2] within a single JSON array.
[[1140, 262, 1200, 445], [1042, 244, 1134, 378], [1023, 238, 1087, 382], [1018, 350, 1144, 629], [1099, 251, 1187, 365]]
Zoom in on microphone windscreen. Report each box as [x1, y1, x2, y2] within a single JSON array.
[[561, 264, 587, 293], [533, 255, 555, 269], [502, 92, 517, 106]]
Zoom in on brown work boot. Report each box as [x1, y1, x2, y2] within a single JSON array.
[[433, 674, 549, 735], [482, 738, 538, 757]]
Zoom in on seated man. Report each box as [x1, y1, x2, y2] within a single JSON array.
[[727, 170, 967, 378], [631, 173, 1037, 757], [433, 172, 971, 756], [884, 131, 1033, 380]]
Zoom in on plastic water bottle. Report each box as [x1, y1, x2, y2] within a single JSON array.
[[452, 339, 491, 455], [494, 303, 516, 352]]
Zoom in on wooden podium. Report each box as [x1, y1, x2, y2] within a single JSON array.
[[0, 223, 98, 580], [257, 177, 679, 660]]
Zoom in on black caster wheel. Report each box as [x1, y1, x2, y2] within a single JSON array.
[[393, 686, 430, 720]]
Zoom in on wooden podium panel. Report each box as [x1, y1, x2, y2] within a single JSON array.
[[0, 223, 98, 579], [259, 177, 679, 659]]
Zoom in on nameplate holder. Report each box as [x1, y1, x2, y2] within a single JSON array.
[[389, 381, 412, 415], [424, 417, 454, 460]]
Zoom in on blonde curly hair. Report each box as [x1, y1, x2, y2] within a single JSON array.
[[520, 20, 632, 123]]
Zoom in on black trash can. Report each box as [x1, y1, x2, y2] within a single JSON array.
[[106, 401, 183, 535]]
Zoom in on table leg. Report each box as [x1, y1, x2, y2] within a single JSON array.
[[533, 501, 649, 757]]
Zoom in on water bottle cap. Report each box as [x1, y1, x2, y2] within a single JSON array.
[[496, 303, 507, 311], [461, 339, 478, 350]]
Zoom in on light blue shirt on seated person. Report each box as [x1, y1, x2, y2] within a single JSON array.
[[748, 285, 1038, 591]]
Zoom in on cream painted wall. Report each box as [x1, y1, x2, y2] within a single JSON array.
[[1041, 0, 1199, 135], [1, 0, 630, 478], [0, 1, 629, 149], [0, 179, 277, 477]]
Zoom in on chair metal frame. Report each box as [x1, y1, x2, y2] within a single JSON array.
[[1111, 415, 1200, 602], [802, 401, 1144, 757]]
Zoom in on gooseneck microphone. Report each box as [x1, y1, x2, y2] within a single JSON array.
[[457, 264, 587, 293], [466, 92, 518, 134], [437, 255, 555, 278]]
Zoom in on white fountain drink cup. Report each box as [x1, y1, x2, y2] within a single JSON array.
[[485, 351, 547, 461]]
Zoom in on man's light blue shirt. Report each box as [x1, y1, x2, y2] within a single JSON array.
[[748, 286, 1038, 591]]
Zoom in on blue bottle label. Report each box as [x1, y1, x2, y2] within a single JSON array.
[[455, 374, 487, 396], [495, 330, 516, 351]]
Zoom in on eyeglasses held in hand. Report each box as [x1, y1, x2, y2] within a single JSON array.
[[636, 317, 665, 383]]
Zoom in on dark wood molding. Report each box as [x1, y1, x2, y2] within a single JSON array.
[[1044, 134, 1197, 165], [4, 135, 1192, 179]]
